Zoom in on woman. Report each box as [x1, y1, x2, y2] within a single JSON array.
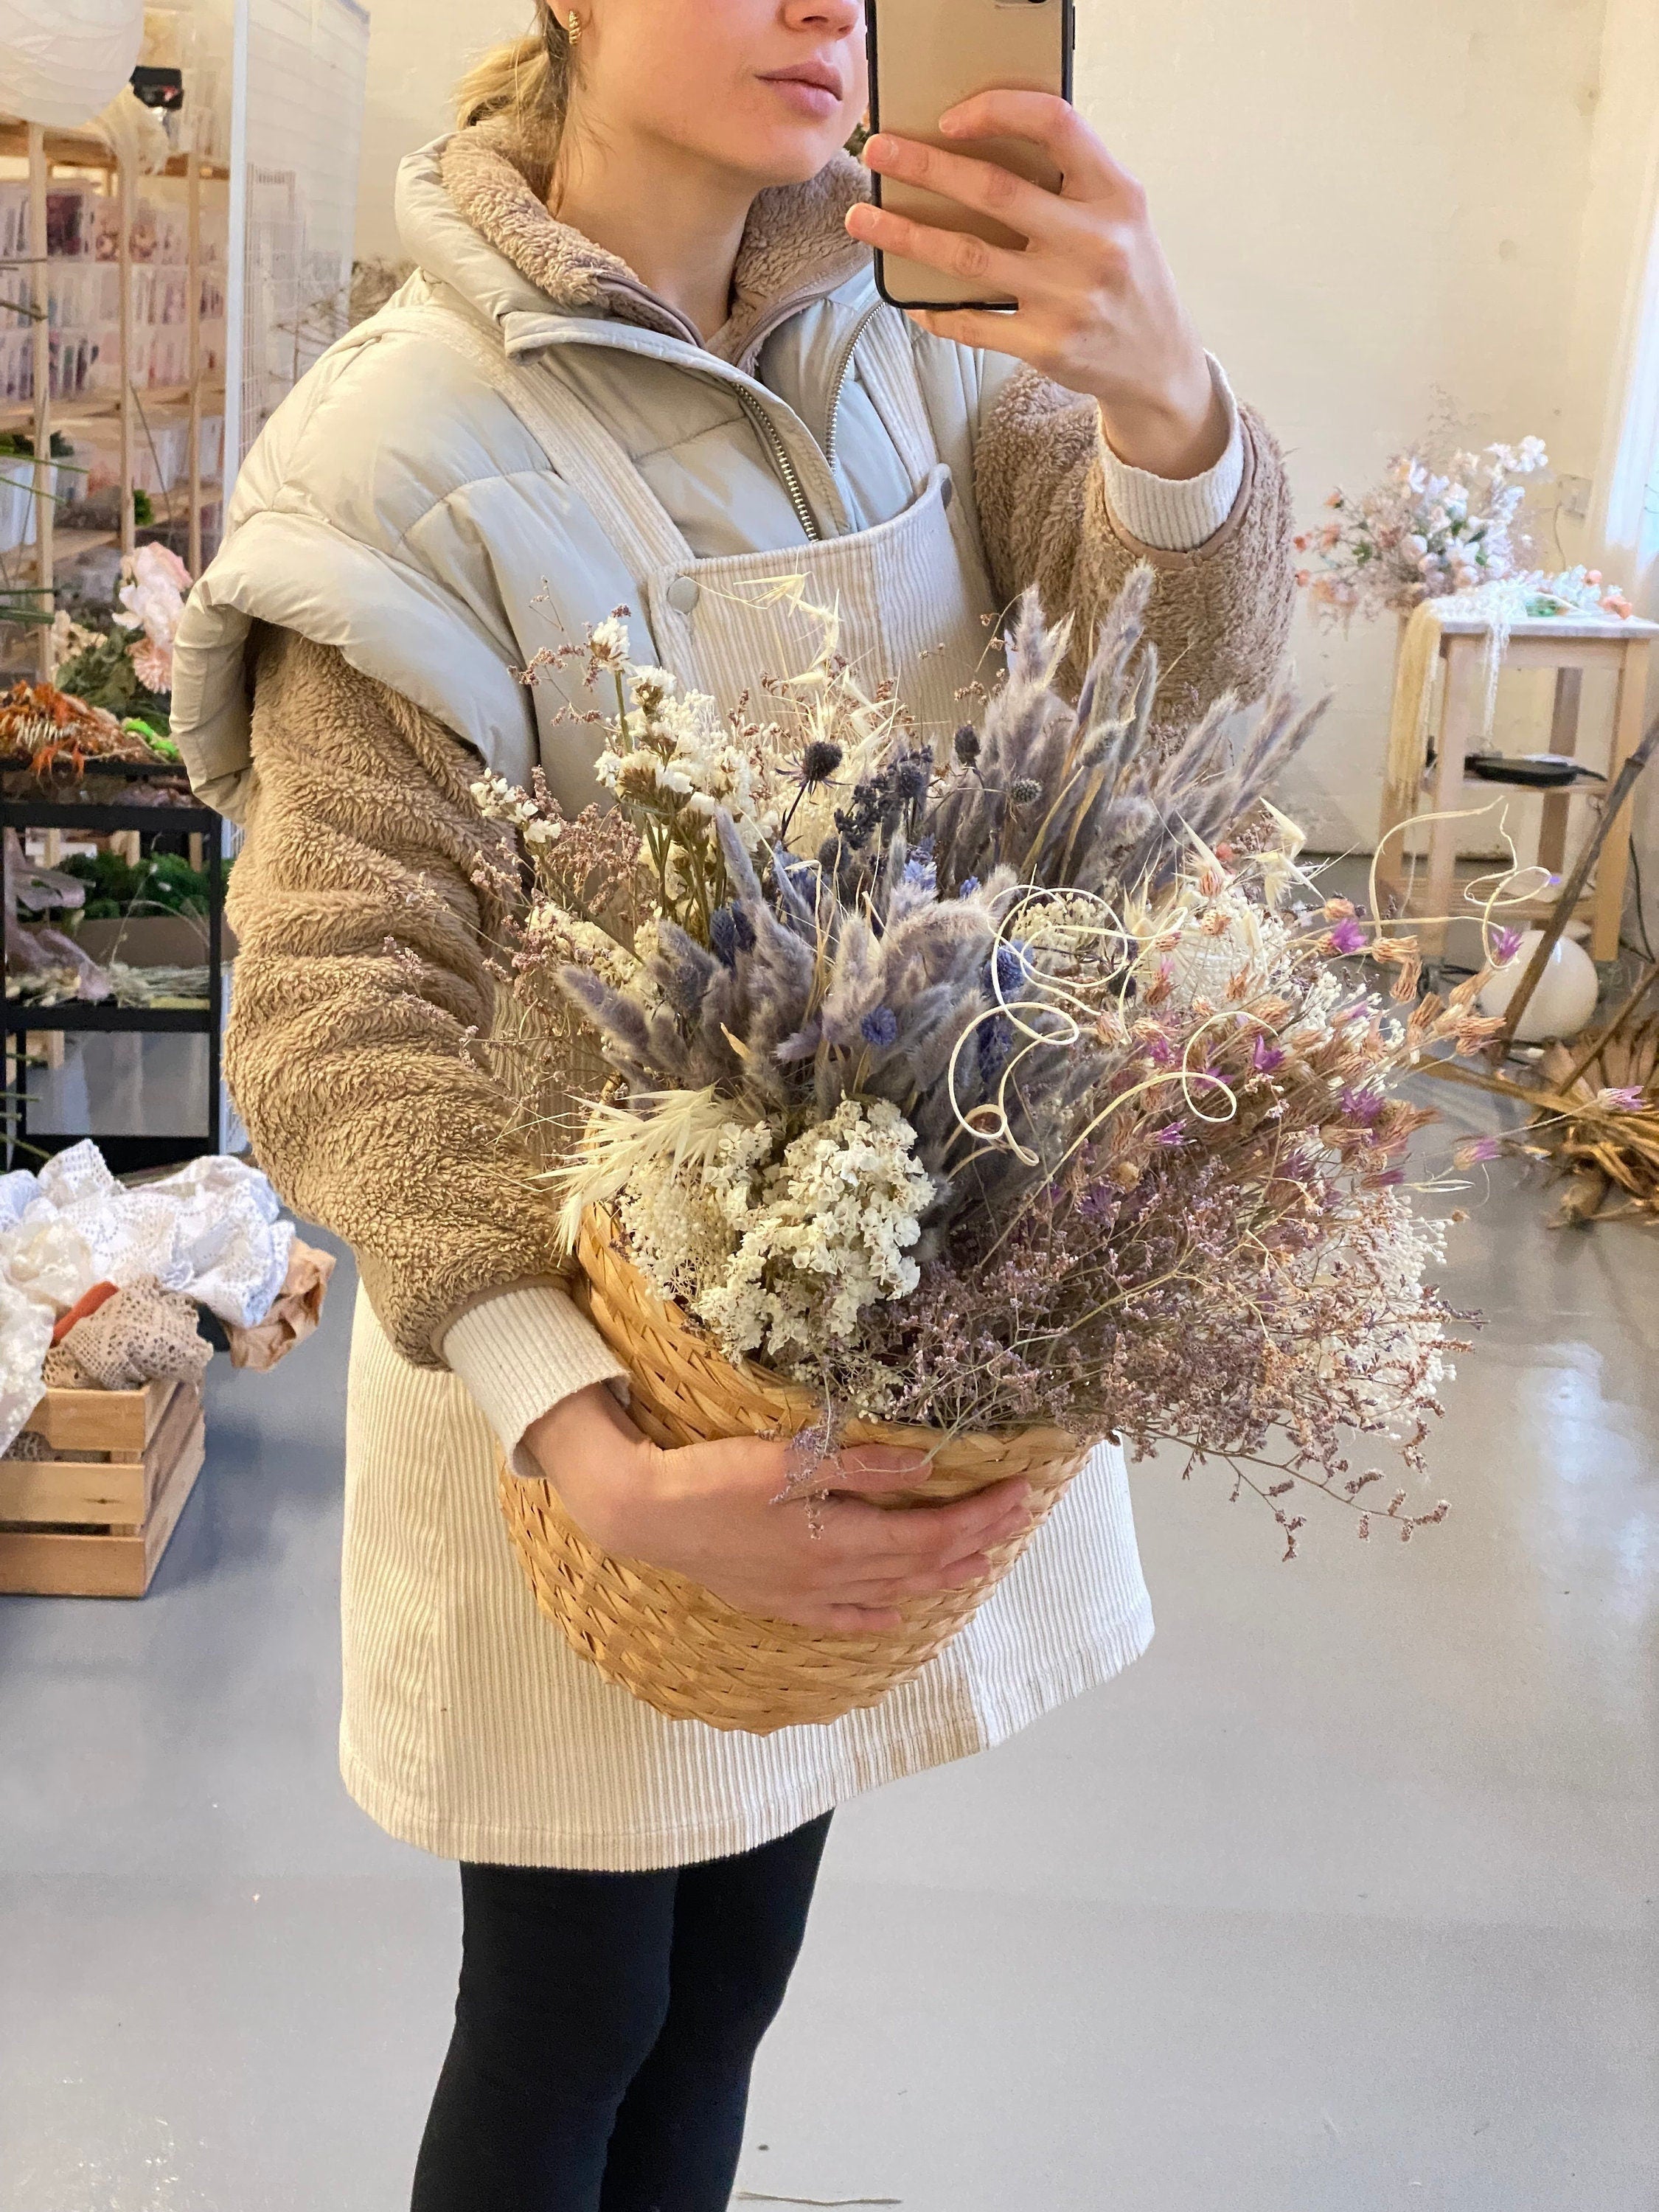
[[173, 2, 1294, 2203]]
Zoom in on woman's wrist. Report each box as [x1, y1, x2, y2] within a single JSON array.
[[1096, 349, 1230, 481], [524, 1380, 660, 1552]]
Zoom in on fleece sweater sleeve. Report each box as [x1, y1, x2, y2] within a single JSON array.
[[226, 630, 623, 1436], [971, 354, 1298, 739]]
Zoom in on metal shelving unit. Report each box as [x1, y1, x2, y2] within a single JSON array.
[[2, 759, 224, 1171]]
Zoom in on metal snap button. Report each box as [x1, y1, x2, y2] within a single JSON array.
[[667, 576, 700, 613]]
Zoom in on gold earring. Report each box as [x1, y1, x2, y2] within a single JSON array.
[[566, 9, 582, 39]]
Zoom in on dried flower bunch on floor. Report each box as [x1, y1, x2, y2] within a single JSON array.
[[475, 574, 1500, 1555]]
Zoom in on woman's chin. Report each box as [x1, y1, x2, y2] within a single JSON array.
[[717, 108, 856, 189]]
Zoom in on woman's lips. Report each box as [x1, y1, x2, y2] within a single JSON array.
[[759, 66, 844, 120]]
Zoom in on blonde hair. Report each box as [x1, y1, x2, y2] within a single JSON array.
[[453, 6, 574, 192]]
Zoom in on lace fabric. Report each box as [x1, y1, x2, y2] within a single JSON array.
[[0, 1141, 295, 1454]]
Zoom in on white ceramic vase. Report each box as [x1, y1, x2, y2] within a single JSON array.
[[1476, 930, 1600, 1043]]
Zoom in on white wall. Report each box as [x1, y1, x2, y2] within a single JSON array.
[[351, 1, 1644, 852], [352, 0, 527, 262]]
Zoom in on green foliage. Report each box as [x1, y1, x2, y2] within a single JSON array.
[[0, 429, 75, 461], [55, 847, 214, 921]]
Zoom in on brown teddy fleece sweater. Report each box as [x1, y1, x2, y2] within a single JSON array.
[[223, 154, 1295, 1420]]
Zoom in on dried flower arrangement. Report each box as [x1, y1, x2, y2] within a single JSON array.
[[467, 572, 1509, 1573], [1295, 437, 1632, 627]]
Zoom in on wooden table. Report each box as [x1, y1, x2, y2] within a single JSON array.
[[1375, 611, 1657, 962]]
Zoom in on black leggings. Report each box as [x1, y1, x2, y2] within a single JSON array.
[[411, 1812, 832, 2212]]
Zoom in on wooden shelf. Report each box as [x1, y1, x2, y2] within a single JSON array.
[[0, 117, 229, 182], [0, 381, 227, 437]]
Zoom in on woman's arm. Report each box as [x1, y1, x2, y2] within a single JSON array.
[[849, 93, 1297, 725], [971, 359, 1296, 732], [229, 633, 1034, 1624], [226, 630, 626, 1425]]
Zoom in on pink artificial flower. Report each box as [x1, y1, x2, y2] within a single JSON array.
[[130, 637, 173, 692]]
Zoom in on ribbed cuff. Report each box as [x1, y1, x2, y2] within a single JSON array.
[[1097, 355, 1245, 552], [442, 1281, 627, 1478]]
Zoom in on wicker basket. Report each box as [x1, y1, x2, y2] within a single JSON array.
[[498, 1209, 1088, 1734]]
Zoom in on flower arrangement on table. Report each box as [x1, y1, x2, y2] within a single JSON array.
[[467, 575, 1502, 1730], [1295, 438, 1632, 627]]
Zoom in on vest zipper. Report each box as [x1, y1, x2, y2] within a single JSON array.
[[735, 386, 824, 543], [823, 300, 884, 471]]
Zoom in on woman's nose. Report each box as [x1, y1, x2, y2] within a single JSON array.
[[785, 0, 863, 36]]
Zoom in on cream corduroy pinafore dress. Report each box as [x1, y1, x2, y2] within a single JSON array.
[[340, 306, 1155, 1871]]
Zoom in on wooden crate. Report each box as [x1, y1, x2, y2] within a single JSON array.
[[0, 1378, 206, 1597]]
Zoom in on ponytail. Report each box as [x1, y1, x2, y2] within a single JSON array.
[[453, 7, 573, 195]]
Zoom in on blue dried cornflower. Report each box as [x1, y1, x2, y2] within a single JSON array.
[[901, 850, 936, 894], [860, 1006, 900, 1049], [958, 875, 980, 897]]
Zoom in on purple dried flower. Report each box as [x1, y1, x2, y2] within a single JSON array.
[[1154, 1119, 1188, 1147], [1454, 1135, 1503, 1166], [860, 1006, 900, 1049], [1251, 1035, 1286, 1075], [1340, 1085, 1385, 1126], [894, 750, 933, 807], [1596, 1085, 1646, 1112], [797, 740, 844, 787], [707, 903, 756, 970], [1493, 926, 1524, 964], [1326, 917, 1369, 956]]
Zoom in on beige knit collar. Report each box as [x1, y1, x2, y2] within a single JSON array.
[[439, 123, 872, 369]]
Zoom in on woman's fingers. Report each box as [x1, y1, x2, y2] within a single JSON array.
[[939, 88, 1134, 205], [902, 304, 1028, 348], [821, 1480, 1032, 1568], [844, 197, 1031, 303], [860, 130, 1061, 246]]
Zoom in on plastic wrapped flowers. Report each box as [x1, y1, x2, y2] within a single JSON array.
[[473, 571, 1498, 1563]]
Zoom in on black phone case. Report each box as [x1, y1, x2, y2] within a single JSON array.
[[866, 0, 1076, 313]]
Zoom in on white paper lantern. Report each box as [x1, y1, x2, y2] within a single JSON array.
[[1476, 930, 1601, 1043], [0, 0, 145, 131]]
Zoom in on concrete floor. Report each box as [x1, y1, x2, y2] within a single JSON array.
[[0, 1079, 1655, 2211]]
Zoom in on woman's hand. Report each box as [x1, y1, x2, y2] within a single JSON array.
[[524, 1381, 1034, 1632], [846, 91, 1228, 481]]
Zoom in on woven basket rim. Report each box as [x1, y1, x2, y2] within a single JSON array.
[[579, 1203, 1091, 1458]]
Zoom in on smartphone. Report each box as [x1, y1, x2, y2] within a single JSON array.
[[866, 0, 1075, 311]]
